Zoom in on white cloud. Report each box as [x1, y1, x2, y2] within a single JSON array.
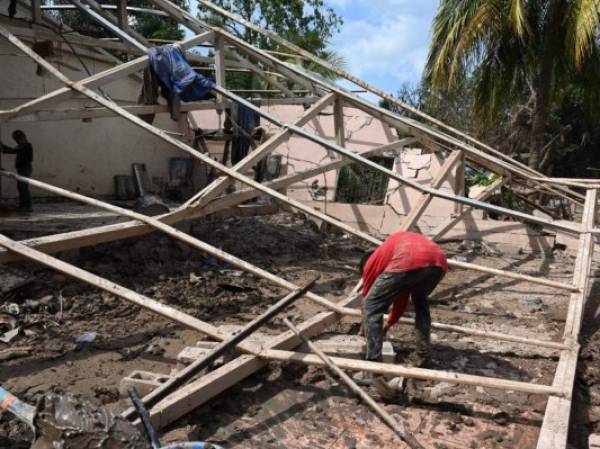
[[329, 0, 437, 92]]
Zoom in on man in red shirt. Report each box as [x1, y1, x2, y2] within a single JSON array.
[[359, 231, 448, 368]]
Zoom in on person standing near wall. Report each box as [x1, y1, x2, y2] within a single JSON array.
[[1, 130, 34, 213]]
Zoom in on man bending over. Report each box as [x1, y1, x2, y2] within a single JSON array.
[[359, 231, 448, 368]]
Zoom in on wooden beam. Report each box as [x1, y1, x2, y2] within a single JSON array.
[[4, 23, 142, 53], [0, 27, 580, 293], [69, 0, 147, 52], [259, 350, 564, 397], [31, 0, 42, 23], [144, 286, 362, 429], [214, 34, 226, 105], [333, 95, 345, 148], [9, 100, 230, 122], [429, 177, 504, 241], [116, 0, 128, 30], [226, 49, 295, 98], [398, 150, 462, 232], [148, 0, 320, 94], [74, 0, 150, 48], [195, 0, 583, 204], [283, 317, 425, 449], [454, 151, 465, 215], [536, 188, 597, 449], [184, 93, 335, 208], [9, 97, 319, 123], [0, 139, 411, 264], [0, 30, 214, 121], [0, 168, 351, 316]]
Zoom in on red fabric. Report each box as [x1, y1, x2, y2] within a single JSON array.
[[361, 231, 448, 326]]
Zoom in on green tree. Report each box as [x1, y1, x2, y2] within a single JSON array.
[[55, 0, 186, 42], [200, 0, 345, 85], [424, 0, 600, 171]]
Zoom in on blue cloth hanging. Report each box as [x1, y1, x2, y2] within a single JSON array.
[[147, 45, 215, 102]]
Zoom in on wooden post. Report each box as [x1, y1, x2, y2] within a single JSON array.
[[31, 0, 42, 23], [536, 189, 597, 449], [454, 151, 465, 215], [333, 95, 345, 148], [117, 0, 128, 30], [184, 93, 335, 208], [214, 34, 226, 107]]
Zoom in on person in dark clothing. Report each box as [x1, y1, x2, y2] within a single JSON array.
[[1, 130, 33, 212]]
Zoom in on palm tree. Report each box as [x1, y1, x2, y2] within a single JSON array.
[[424, 0, 600, 171]]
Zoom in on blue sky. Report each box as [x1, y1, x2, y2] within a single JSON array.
[[327, 0, 438, 94], [189, 1, 438, 95]]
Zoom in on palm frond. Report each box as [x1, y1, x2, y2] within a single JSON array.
[[565, 0, 600, 68]]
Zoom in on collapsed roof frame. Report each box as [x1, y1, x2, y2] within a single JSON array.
[[0, 1, 597, 446]]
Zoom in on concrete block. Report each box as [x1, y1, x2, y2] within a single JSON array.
[[119, 370, 171, 397]]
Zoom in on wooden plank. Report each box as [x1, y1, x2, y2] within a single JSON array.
[[4, 23, 141, 53], [214, 34, 226, 105], [454, 151, 465, 215], [0, 30, 215, 121], [185, 93, 335, 208], [0, 139, 411, 263], [10, 100, 230, 122], [9, 97, 319, 123], [333, 95, 345, 148], [196, 0, 582, 204], [31, 0, 42, 23], [0, 27, 580, 292], [116, 0, 128, 30], [398, 150, 462, 231], [226, 49, 295, 98], [536, 188, 597, 449], [283, 317, 425, 449]]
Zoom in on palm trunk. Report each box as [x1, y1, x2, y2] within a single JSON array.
[[529, 83, 550, 171], [529, 0, 564, 172]]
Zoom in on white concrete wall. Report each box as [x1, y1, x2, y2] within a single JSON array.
[[0, 21, 194, 199]]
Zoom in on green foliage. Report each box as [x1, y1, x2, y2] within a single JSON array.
[[200, 0, 345, 83], [423, 0, 600, 171], [133, 0, 187, 40], [54, 0, 187, 41]]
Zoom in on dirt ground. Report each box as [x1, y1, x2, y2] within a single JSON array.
[[1, 206, 599, 449]]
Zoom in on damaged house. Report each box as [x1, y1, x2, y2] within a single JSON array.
[[1, 1, 600, 448]]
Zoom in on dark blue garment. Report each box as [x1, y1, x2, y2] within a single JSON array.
[[147, 45, 215, 102]]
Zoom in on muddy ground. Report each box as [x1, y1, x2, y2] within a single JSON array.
[[1, 207, 599, 449]]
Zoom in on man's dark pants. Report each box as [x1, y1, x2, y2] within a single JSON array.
[[16, 166, 32, 210], [364, 267, 445, 362]]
